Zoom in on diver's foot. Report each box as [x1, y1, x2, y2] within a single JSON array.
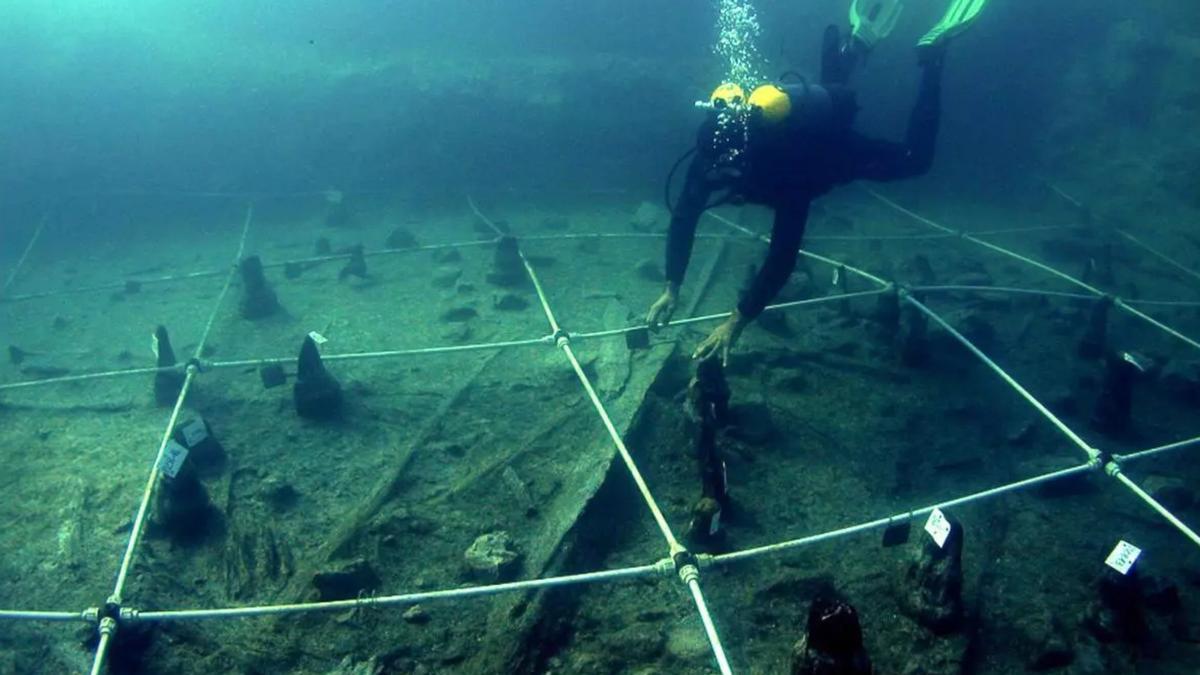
[[917, 0, 989, 50]]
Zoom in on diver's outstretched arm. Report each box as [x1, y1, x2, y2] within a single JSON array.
[[736, 198, 809, 320], [665, 157, 713, 292]]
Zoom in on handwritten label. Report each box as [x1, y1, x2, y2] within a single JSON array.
[[179, 419, 208, 447], [924, 508, 951, 548], [159, 441, 189, 479], [308, 331, 329, 345], [1105, 540, 1141, 575]]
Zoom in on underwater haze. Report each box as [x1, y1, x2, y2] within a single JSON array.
[[1, 1, 1200, 674]]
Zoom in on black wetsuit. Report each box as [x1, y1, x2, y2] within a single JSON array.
[[665, 57, 944, 319]]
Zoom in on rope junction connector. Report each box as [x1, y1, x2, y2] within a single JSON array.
[[94, 598, 124, 640], [652, 557, 675, 577], [672, 549, 702, 585], [103, 596, 122, 621], [185, 358, 204, 374], [1104, 460, 1123, 478], [553, 328, 571, 348], [82, 607, 101, 624]]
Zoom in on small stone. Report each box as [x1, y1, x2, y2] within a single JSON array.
[[385, 228, 418, 249], [402, 604, 430, 624], [1141, 476, 1195, 511], [442, 323, 473, 344], [493, 293, 529, 311], [631, 201, 667, 233], [284, 262, 305, 279], [635, 259, 664, 282], [263, 479, 299, 512], [665, 617, 710, 662], [312, 559, 380, 601], [464, 531, 521, 582], [432, 266, 462, 289], [441, 306, 478, 323]]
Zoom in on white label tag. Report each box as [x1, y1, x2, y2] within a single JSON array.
[[308, 331, 328, 345], [179, 419, 208, 447], [1105, 540, 1141, 575], [722, 461, 729, 498], [709, 508, 722, 536], [831, 267, 841, 286], [151, 333, 160, 359], [159, 440, 189, 479], [924, 508, 951, 548]]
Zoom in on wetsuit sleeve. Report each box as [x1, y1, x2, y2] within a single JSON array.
[[736, 197, 810, 319], [665, 156, 713, 288], [846, 56, 944, 182]]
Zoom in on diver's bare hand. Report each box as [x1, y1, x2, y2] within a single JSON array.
[[692, 310, 748, 366], [646, 284, 679, 329]]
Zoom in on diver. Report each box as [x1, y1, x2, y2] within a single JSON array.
[[647, 0, 988, 364]]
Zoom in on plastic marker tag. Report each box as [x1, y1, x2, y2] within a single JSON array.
[[831, 267, 841, 286], [179, 419, 208, 447], [1105, 540, 1141, 575], [151, 333, 160, 359], [308, 331, 329, 345], [159, 441, 189, 479], [709, 508, 722, 536], [924, 508, 951, 548]]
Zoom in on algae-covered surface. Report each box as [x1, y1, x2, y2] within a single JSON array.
[[1, 189, 1198, 674]]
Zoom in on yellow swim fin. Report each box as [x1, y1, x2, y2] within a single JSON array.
[[918, 0, 988, 49], [848, 0, 905, 51]]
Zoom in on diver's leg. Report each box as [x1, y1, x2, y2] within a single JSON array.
[[903, 48, 945, 175], [820, 25, 856, 85]]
